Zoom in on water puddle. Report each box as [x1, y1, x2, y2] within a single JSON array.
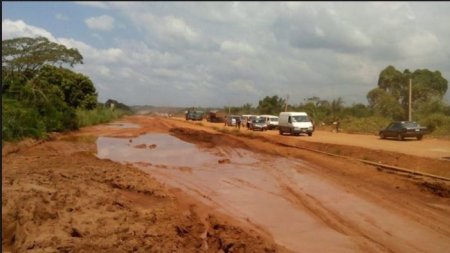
[[96, 133, 450, 253], [105, 122, 141, 129]]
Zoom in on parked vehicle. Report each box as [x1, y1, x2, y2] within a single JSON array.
[[185, 109, 204, 121], [250, 118, 268, 131], [241, 115, 254, 128], [206, 110, 225, 123], [379, 121, 427, 141], [247, 115, 259, 129], [260, 115, 279, 130], [225, 115, 241, 126], [278, 112, 314, 136]]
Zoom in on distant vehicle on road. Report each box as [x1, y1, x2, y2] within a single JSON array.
[[241, 115, 254, 128], [247, 115, 261, 129], [206, 110, 225, 123], [278, 112, 314, 136], [260, 115, 279, 130], [225, 115, 241, 126], [379, 121, 427, 141], [185, 109, 204, 121], [250, 118, 268, 131]]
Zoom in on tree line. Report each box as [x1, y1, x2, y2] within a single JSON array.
[[2, 37, 129, 142]]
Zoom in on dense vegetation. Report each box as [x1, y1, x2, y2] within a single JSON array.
[[2, 37, 131, 143]]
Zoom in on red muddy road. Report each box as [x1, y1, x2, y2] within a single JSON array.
[[3, 115, 450, 253]]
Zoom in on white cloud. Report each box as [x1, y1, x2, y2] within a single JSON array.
[[162, 15, 198, 42], [2, 19, 56, 41], [85, 15, 115, 31]]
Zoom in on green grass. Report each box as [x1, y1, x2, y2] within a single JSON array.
[[341, 116, 391, 135], [76, 108, 131, 128]]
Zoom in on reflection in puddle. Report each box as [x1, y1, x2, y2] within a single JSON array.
[[96, 133, 449, 253]]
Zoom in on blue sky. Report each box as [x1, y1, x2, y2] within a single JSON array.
[[3, 2, 450, 107]]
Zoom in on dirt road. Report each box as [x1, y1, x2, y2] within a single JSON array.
[[3, 115, 450, 252]]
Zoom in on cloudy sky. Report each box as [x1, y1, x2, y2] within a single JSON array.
[[3, 2, 450, 107]]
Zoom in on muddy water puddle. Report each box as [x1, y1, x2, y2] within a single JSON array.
[[97, 133, 450, 253], [106, 122, 141, 129]]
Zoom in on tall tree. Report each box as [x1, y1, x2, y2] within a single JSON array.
[[372, 65, 448, 119], [377, 65, 405, 101], [257, 95, 285, 115], [2, 36, 83, 81]]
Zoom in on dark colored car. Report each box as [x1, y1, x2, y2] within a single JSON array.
[[379, 121, 427, 141], [185, 110, 204, 121], [250, 118, 268, 131]]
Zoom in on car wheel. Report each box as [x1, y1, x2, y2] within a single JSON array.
[[308, 132, 312, 136], [397, 133, 404, 141], [380, 132, 385, 139], [279, 129, 283, 135], [417, 135, 423, 140]]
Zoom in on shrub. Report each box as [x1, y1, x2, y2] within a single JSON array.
[[2, 98, 46, 141], [76, 107, 130, 128], [341, 116, 391, 134], [418, 113, 450, 136]]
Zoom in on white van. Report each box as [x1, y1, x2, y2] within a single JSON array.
[[260, 115, 279, 129], [278, 112, 314, 136]]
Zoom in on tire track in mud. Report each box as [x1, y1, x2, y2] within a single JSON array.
[[281, 185, 392, 253], [260, 160, 450, 253], [257, 162, 390, 253], [293, 160, 450, 238]]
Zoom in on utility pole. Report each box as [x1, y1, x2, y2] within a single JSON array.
[[408, 78, 412, 121], [285, 94, 289, 112]]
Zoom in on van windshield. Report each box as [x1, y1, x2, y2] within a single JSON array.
[[292, 116, 309, 122]]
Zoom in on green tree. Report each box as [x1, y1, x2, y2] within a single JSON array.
[[257, 95, 285, 115], [374, 65, 448, 119], [367, 88, 404, 120], [36, 65, 97, 109], [20, 76, 78, 131], [407, 69, 448, 110], [344, 103, 372, 118], [2, 36, 83, 81], [377, 65, 405, 101], [240, 103, 254, 114]]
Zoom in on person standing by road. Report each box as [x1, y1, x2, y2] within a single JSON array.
[[236, 117, 241, 129]]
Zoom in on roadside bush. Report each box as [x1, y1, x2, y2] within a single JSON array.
[[76, 107, 130, 128], [341, 116, 391, 135], [2, 98, 46, 141], [418, 113, 450, 136]]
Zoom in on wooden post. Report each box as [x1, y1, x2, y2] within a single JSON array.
[[285, 94, 289, 112], [408, 78, 412, 121]]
